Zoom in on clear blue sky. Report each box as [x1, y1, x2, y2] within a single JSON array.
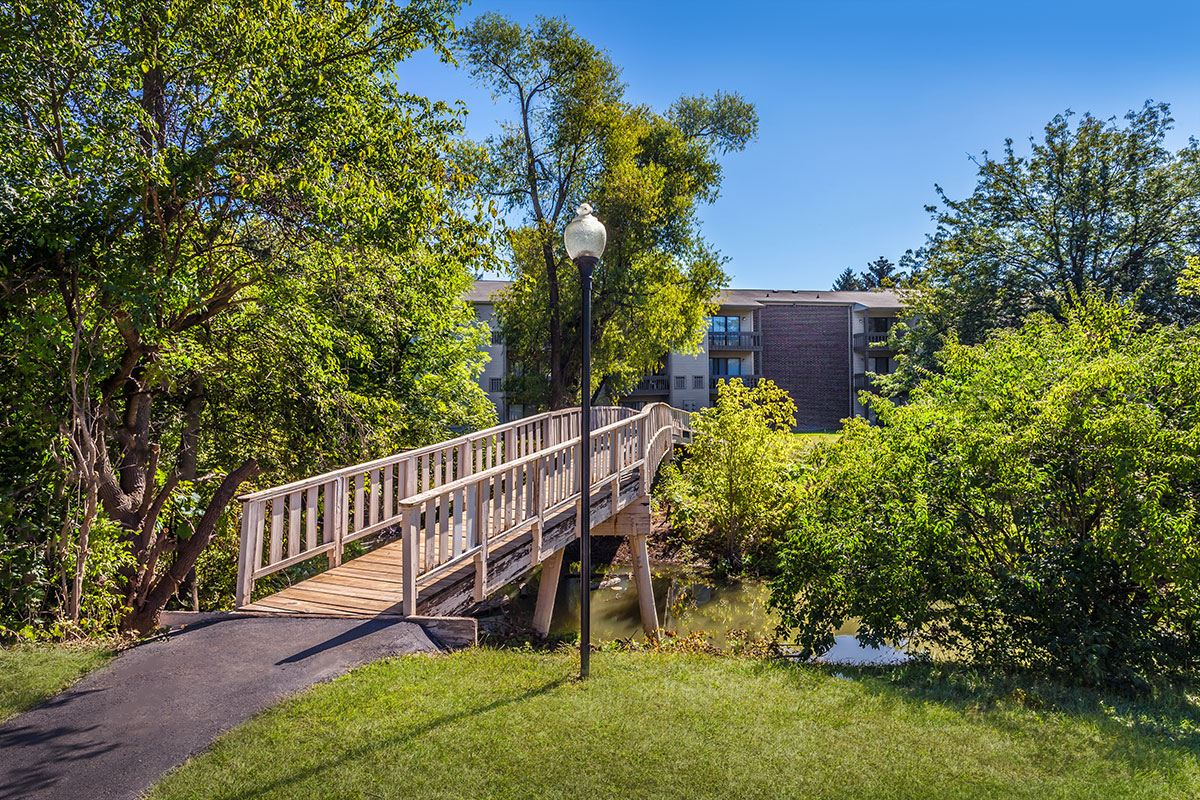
[[396, 0, 1200, 289]]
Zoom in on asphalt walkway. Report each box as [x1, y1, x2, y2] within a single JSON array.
[[0, 616, 441, 800]]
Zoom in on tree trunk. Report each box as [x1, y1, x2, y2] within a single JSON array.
[[120, 459, 259, 635], [544, 239, 566, 409], [67, 481, 99, 624]]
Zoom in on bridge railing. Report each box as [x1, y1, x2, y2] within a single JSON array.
[[235, 403, 686, 607], [389, 402, 688, 614]]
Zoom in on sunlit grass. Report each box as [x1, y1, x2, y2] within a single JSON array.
[[151, 648, 1200, 800], [792, 431, 840, 452], [0, 643, 113, 721]]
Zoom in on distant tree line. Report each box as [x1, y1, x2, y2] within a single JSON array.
[[894, 101, 1200, 379], [831, 256, 911, 291]]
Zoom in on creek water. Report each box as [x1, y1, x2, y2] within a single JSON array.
[[510, 562, 908, 666]]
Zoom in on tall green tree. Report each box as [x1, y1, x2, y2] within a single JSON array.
[[897, 102, 1200, 377], [459, 14, 756, 409], [0, 0, 493, 634], [831, 267, 862, 291], [861, 256, 899, 289]]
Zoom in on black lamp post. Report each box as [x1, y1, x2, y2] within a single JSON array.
[[563, 202, 606, 679]]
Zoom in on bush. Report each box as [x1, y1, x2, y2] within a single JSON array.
[[658, 379, 800, 574], [770, 295, 1200, 688], [0, 432, 133, 641]]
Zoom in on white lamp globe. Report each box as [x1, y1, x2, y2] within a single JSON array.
[[563, 203, 607, 261]]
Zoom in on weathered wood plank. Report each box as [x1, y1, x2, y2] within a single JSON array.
[[264, 585, 402, 613], [288, 492, 301, 559], [269, 499, 284, 565], [532, 548, 564, 636], [306, 486, 318, 551], [424, 497, 436, 570], [438, 490, 450, 565]]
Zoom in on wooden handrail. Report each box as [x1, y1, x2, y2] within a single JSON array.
[[235, 402, 690, 608], [396, 406, 654, 509], [238, 406, 582, 502]]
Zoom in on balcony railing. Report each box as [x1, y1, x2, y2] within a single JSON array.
[[853, 330, 895, 351], [708, 331, 762, 350], [710, 373, 762, 391], [628, 376, 670, 395]]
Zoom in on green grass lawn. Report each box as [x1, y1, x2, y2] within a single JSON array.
[[0, 643, 113, 722], [151, 648, 1200, 800], [793, 431, 840, 452]]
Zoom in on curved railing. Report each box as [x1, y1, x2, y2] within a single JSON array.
[[235, 403, 690, 609]]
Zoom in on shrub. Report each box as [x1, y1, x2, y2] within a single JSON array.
[[0, 434, 133, 641], [770, 294, 1200, 688], [658, 379, 800, 574]]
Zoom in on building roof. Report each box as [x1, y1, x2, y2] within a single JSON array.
[[467, 280, 905, 309], [718, 288, 905, 309], [466, 279, 511, 304]]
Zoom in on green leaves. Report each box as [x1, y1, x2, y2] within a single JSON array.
[[773, 294, 1200, 685], [461, 14, 754, 408], [898, 102, 1200, 381], [0, 0, 497, 631], [660, 379, 799, 573]]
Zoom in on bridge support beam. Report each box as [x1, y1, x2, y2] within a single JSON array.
[[619, 498, 660, 638], [630, 533, 659, 638], [532, 548, 565, 637], [596, 496, 659, 638]]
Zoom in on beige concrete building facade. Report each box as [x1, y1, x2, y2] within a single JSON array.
[[467, 280, 903, 431]]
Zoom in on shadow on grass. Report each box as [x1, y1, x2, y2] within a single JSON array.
[[755, 657, 1200, 771], [201, 673, 571, 800]]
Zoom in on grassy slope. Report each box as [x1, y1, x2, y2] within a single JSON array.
[[152, 649, 1200, 800], [0, 643, 113, 722]]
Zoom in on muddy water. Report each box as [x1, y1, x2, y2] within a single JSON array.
[[514, 562, 909, 665]]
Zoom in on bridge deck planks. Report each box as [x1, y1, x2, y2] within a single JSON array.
[[241, 524, 530, 618]]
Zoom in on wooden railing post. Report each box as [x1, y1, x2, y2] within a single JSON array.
[[402, 506, 419, 615], [638, 413, 647, 463], [329, 475, 347, 568], [531, 458, 544, 568], [235, 501, 256, 607], [472, 478, 488, 602]]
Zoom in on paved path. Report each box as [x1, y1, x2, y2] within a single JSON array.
[[0, 616, 441, 800]]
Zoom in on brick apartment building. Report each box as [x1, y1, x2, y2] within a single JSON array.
[[468, 280, 904, 431]]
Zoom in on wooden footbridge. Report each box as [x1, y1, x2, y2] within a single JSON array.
[[234, 403, 692, 636]]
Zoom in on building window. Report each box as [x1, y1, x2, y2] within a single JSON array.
[[868, 317, 894, 333], [708, 315, 741, 333], [489, 377, 502, 392], [674, 376, 686, 390], [490, 330, 503, 345], [692, 375, 704, 389], [709, 357, 742, 376], [870, 356, 890, 374]]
